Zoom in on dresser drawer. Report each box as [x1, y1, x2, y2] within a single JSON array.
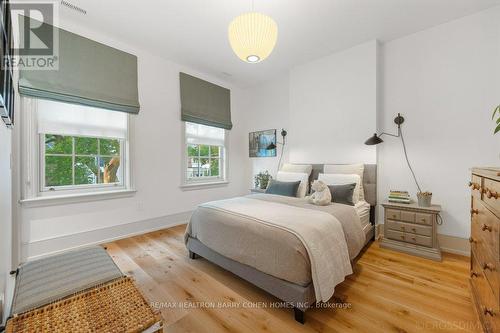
[[386, 209, 400, 221], [472, 199, 499, 260], [386, 219, 432, 237], [471, 174, 483, 200], [415, 212, 433, 226], [470, 254, 499, 332], [484, 178, 500, 216], [400, 210, 415, 223], [385, 229, 432, 247]]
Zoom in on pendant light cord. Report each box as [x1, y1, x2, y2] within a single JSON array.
[[399, 127, 422, 193]]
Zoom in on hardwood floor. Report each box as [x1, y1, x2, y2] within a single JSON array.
[[104, 225, 480, 333]]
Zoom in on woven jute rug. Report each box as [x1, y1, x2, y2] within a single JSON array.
[[6, 276, 163, 333]]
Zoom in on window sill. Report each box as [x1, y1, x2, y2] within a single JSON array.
[[19, 189, 137, 208], [180, 181, 229, 191]]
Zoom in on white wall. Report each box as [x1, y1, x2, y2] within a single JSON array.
[[18, 20, 249, 260], [0, 123, 13, 323], [289, 41, 378, 164], [379, 7, 500, 238], [242, 74, 290, 183]]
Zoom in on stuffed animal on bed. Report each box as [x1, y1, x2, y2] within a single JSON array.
[[307, 180, 332, 206]]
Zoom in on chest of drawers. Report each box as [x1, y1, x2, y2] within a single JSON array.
[[381, 201, 442, 261], [469, 167, 500, 333]]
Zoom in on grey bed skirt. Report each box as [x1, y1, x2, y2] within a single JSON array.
[[186, 237, 316, 310]]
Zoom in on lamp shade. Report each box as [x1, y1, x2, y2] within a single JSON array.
[[364, 133, 384, 145], [228, 12, 278, 63], [266, 142, 277, 150]]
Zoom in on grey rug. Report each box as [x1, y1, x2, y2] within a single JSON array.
[[11, 246, 123, 315]]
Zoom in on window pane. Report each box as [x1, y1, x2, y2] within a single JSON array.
[[187, 145, 199, 157], [75, 137, 98, 155], [200, 158, 210, 177], [74, 156, 98, 185], [210, 159, 220, 177], [45, 135, 72, 154], [100, 157, 121, 184], [100, 138, 120, 156], [199, 145, 209, 157], [187, 157, 200, 178], [45, 156, 72, 186], [210, 146, 220, 157]]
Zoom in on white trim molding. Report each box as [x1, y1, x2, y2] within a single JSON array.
[[19, 189, 137, 208], [23, 211, 192, 261]]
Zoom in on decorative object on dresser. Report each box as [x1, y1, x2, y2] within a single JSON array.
[[364, 114, 433, 207], [381, 201, 442, 261], [388, 190, 411, 204], [469, 167, 500, 333]]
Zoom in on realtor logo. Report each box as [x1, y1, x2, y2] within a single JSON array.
[[5, 1, 59, 70]]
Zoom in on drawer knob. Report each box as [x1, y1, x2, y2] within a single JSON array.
[[411, 237, 416, 241], [486, 189, 499, 199], [468, 237, 476, 244], [484, 307, 495, 317], [482, 224, 493, 232], [470, 271, 478, 278], [412, 228, 416, 232], [392, 215, 397, 219], [401, 226, 405, 231], [420, 218, 426, 223], [470, 209, 479, 215], [483, 263, 495, 271], [400, 235, 405, 240]]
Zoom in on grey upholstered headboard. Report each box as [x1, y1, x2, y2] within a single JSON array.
[[309, 164, 377, 223]]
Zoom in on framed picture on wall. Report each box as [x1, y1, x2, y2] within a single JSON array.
[[249, 129, 276, 157]]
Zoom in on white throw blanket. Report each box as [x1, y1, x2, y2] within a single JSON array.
[[199, 197, 353, 302]]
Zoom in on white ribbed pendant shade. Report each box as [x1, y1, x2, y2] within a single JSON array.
[[228, 12, 278, 63]]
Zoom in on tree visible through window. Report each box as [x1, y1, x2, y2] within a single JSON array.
[[184, 122, 225, 183], [44, 134, 122, 189]]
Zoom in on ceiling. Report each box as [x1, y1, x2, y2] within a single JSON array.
[[60, 0, 500, 87]]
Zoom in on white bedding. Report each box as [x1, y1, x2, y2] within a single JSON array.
[[355, 200, 371, 228]]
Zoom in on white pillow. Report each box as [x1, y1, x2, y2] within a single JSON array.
[[323, 164, 365, 201], [281, 163, 313, 176], [276, 171, 309, 198], [318, 173, 361, 204]]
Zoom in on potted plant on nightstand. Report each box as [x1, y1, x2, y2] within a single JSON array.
[[254, 171, 272, 190]]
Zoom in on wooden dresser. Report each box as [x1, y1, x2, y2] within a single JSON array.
[[469, 167, 500, 333], [381, 201, 442, 261]]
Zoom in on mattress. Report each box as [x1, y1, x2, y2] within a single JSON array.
[[355, 200, 371, 229]]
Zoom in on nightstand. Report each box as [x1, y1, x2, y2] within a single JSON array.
[[381, 201, 442, 261], [250, 188, 266, 194]]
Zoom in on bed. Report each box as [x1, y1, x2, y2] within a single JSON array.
[[185, 164, 377, 323]]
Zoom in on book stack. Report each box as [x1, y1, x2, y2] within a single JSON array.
[[388, 190, 410, 204]]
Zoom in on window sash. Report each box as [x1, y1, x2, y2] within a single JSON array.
[[40, 134, 125, 191]]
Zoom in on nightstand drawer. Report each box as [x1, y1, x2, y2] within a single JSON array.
[[400, 210, 415, 223], [385, 229, 432, 247], [386, 220, 432, 237], [484, 178, 500, 215], [415, 213, 432, 226], [386, 209, 400, 221]]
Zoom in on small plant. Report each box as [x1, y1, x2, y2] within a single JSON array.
[[493, 105, 500, 134], [254, 171, 272, 189]]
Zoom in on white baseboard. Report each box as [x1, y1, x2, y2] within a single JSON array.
[[24, 211, 192, 261], [377, 224, 470, 257]]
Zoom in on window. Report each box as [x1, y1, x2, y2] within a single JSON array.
[[184, 122, 227, 185], [22, 98, 131, 199], [42, 135, 123, 190]]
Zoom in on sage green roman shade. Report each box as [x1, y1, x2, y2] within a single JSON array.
[[180, 72, 232, 130], [18, 17, 140, 114]]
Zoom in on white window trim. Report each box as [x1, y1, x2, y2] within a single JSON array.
[[180, 122, 229, 189], [20, 97, 135, 205]]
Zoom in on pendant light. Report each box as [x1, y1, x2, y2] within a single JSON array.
[[228, 2, 278, 63]]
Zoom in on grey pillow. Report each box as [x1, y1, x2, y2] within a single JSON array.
[[265, 180, 301, 197], [328, 183, 356, 206]]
